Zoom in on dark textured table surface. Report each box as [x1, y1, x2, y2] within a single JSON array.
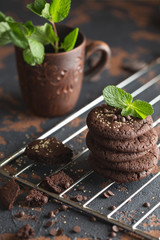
[[0, 1, 160, 239]]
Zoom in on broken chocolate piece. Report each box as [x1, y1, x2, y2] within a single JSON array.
[[43, 171, 74, 194], [0, 179, 20, 210], [26, 189, 48, 207], [25, 137, 73, 166], [16, 224, 35, 240]]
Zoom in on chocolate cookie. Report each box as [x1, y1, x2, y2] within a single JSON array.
[[86, 133, 149, 162], [88, 155, 155, 183], [88, 145, 159, 172], [25, 137, 73, 166], [87, 128, 158, 153], [86, 104, 153, 140]]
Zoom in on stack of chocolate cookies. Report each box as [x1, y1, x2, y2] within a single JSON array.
[[86, 104, 159, 183]]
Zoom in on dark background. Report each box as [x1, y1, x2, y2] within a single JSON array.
[[0, 1, 160, 239]]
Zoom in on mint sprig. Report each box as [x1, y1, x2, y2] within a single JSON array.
[[0, 0, 79, 66], [103, 85, 154, 119]]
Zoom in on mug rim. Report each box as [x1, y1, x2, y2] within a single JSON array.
[[45, 24, 86, 56]]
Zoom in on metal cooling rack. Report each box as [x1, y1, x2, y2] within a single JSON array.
[[1, 58, 160, 240]]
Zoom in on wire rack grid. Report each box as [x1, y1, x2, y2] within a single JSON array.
[[0, 59, 160, 240]]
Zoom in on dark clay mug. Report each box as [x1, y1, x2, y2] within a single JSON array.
[[15, 25, 111, 117]]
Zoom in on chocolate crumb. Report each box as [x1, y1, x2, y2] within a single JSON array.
[[60, 205, 68, 211], [107, 190, 114, 196], [56, 228, 64, 236], [110, 231, 117, 237], [103, 192, 110, 198], [19, 211, 25, 217], [45, 220, 53, 228], [26, 189, 48, 207], [49, 228, 57, 236], [54, 209, 59, 215], [73, 225, 81, 233], [90, 216, 97, 222], [143, 202, 150, 207], [112, 225, 119, 232], [16, 224, 35, 239], [83, 196, 88, 201], [72, 194, 83, 202], [48, 211, 55, 218], [108, 205, 116, 210]]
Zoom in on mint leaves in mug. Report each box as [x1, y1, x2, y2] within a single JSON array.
[[103, 85, 153, 119], [0, 0, 79, 66]]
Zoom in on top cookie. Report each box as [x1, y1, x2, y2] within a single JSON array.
[[86, 104, 153, 140]]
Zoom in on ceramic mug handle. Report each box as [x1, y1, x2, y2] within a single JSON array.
[[84, 40, 111, 82]]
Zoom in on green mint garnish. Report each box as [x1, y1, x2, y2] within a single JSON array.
[[103, 85, 154, 119], [0, 0, 79, 66]]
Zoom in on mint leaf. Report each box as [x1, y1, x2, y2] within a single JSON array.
[[27, 0, 46, 15], [25, 21, 35, 36], [0, 12, 6, 22], [0, 22, 10, 35], [103, 85, 153, 119], [8, 22, 28, 49], [27, 0, 51, 20], [103, 85, 133, 109], [0, 31, 11, 45], [23, 48, 38, 66], [31, 23, 58, 46], [23, 38, 44, 66], [61, 28, 79, 51], [50, 0, 71, 23], [41, 3, 51, 20]]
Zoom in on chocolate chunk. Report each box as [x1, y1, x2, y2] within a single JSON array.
[[112, 225, 119, 232], [0, 179, 20, 210], [49, 228, 57, 236], [107, 190, 114, 196], [16, 224, 35, 239], [25, 137, 73, 166], [48, 211, 55, 218], [45, 220, 53, 228], [143, 202, 150, 207], [108, 205, 116, 210], [73, 225, 81, 233], [26, 189, 48, 207], [43, 171, 74, 194], [90, 216, 97, 222], [60, 205, 68, 211]]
